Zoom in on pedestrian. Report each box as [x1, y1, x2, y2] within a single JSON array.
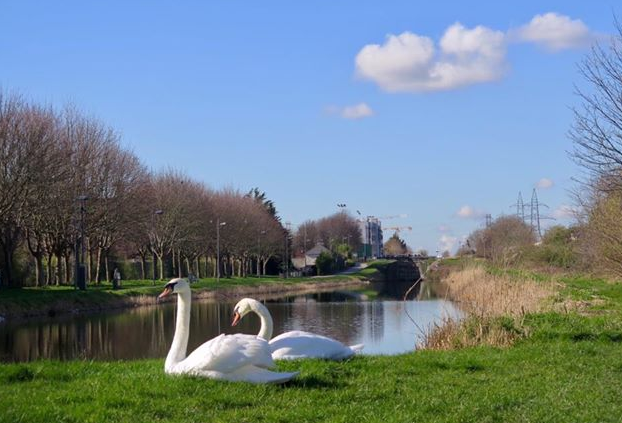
[[113, 267, 121, 290]]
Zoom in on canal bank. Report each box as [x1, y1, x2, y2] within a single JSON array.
[[0, 275, 372, 321]]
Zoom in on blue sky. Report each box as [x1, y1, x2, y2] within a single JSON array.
[[0, 1, 617, 253]]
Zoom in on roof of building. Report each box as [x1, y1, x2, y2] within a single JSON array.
[[305, 243, 330, 258]]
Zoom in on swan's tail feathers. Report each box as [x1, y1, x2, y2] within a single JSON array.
[[222, 366, 300, 384], [349, 343, 364, 354]]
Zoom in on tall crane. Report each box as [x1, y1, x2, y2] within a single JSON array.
[[384, 226, 412, 234], [376, 214, 407, 220]]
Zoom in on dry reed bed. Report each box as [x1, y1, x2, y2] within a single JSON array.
[[422, 265, 555, 350]]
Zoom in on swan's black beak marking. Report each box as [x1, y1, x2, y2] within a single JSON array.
[[157, 282, 177, 302]]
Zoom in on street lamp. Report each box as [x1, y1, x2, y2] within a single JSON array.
[[74, 195, 88, 290], [284, 222, 291, 278], [152, 209, 163, 285], [216, 219, 226, 282]]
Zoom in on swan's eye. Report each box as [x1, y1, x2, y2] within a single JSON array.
[[165, 282, 178, 290]]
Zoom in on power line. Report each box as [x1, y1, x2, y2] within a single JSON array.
[[529, 188, 555, 239], [510, 191, 526, 222]]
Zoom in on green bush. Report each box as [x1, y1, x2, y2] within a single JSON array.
[[315, 251, 334, 275], [533, 226, 578, 268]]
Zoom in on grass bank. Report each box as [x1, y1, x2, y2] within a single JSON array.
[[0, 273, 367, 320], [2, 261, 622, 421], [2, 333, 621, 422]]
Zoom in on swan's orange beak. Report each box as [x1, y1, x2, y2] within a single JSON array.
[[231, 311, 241, 326], [157, 286, 173, 302]]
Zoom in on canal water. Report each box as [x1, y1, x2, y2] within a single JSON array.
[[0, 280, 461, 362]]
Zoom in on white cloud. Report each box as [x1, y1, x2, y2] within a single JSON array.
[[439, 234, 458, 253], [515, 12, 594, 51], [355, 23, 506, 92], [552, 204, 577, 220], [325, 103, 374, 119], [354, 13, 596, 93], [456, 205, 485, 219], [536, 178, 554, 189]]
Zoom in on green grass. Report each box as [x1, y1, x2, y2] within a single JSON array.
[[2, 270, 622, 422], [1, 339, 621, 422], [351, 259, 395, 279]]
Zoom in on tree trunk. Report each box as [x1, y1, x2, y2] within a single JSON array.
[[104, 253, 110, 283], [55, 252, 63, 285], [158, 255, 164, 281], [1, 245, 13, 287], [46, 253, 53, 286], [140, 256, 146, 280], [170, 248, 176, 277], [1, 245, 10, 287], [64, 253, 71, 284], [0, 225, 20, 287], [95, 248, 102, 285], [86, 238, 92, 283], [34, 254, 44, 287]]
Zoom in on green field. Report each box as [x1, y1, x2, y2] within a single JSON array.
[[1, 271, 621, 422]]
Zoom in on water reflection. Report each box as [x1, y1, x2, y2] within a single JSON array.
[[0, 280, 461, 362]]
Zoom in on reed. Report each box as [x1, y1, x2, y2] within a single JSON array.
[[422, 264, 554, 349]]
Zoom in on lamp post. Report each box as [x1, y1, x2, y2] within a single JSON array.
[[74, 195, 88, 290], [284, 222, 291, 278], [151, 209, 163, 285], [216, 219, 226, 282]]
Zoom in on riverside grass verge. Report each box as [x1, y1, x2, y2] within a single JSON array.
[[1, 263, 622, 422], [0, 273, 367, 320]]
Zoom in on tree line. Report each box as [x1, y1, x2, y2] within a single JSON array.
[[0, 92, 293, 287]]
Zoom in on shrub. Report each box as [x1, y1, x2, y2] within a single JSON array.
[[315, 251, 334, 275]]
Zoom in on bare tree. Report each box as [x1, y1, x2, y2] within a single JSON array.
[[0, 94, 61, 286], [293, 212, 361, 254], [466, 216, 535, 265], [570, 20, 622, 193]]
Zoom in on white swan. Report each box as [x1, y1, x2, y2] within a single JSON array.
[[231, 298, 364, 360], [158, 279, 298, 383]]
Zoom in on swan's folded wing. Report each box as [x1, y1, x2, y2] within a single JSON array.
[[183, 333, 275, 373], [270, 331, 351, 359]]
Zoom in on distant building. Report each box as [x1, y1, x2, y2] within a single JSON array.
[[358, 217, 383, 259], [292, 243, 331, 270]]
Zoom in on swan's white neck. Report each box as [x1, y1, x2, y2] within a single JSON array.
[[253, 302, 274, 341], [165, 290, 191, 372]]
